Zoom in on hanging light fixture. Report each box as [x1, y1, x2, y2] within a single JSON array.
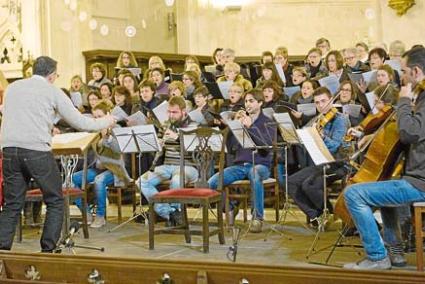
[[164, 0, 175, 7]]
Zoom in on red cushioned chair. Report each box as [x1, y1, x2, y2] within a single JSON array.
[[16, 187, 90, 243], [148, 127, 227, 253]]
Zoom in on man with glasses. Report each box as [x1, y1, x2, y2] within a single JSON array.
[[0, 56, 115, 252], [136, 96, 198, 226]]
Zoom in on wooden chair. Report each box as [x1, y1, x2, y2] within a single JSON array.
[[413, 202, 425, 271], [148, 127, 227, 253], [17, 187, 90, 243], [225, 178, 279, 225], [224, 147, 280, 226]]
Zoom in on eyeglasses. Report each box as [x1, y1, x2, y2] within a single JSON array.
[[341, 88, 352, 92]]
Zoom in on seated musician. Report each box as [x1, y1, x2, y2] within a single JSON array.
[[208, 89, 274, 233], [346, 84, 396, 148], [72, 100, 129, 228], [136, 96, 198, 226], [343, 47, 425, 270], [287, 87, 348, 228]]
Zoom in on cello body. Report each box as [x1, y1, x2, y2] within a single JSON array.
[[334, 117, 402, 226]]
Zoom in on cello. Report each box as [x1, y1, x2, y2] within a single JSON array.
[[334, 110, 403, 227]]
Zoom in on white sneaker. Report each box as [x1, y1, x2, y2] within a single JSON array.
[[90, 216, 106, 228]]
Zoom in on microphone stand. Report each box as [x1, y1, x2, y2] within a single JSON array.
[[54, 225, 105, 254]]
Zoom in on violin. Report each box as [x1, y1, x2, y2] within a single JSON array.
[[316, 107, 338, 132], [344, 104, 393, 142]]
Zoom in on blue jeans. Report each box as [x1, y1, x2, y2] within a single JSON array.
[[72, 169, 114, 217], [137, 165, 199, 219], [208, 163, 270, 220], [344, 179, 425, 261], [0, 148, 63, 252]]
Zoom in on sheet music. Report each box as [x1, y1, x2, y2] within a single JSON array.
[[348, 73, 363, 85], [319, 75, 340, 95], [227, 120, 256, 149], [362, 70, 377, 85], [273, 113, 299, 144], [127, 111, 147, 126], [275, 63, 286, 84], [204, 65, 216, 73], [365, 91, 378, 115], [112, 125, 160, 153], [262, 107, 275, 119], [342, 104, 362, 118], [283, 86, 301, 98], [385, 59, 401, 74], [111, 106, 129, 121], [220, 111, 236, 124], [296, 127, 335, 165], [127, 68, 142, 77], [217, 81, 233, 100], [297, 103, 316, 116], [52, 132, 92, 144], [152, 101, 169, 124], [181, 127, 224, 152], [188, 109, 207, 124]]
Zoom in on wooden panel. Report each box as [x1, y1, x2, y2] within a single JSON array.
[[1, 252, 424, 284]]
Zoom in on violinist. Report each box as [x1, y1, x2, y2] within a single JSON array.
[[345, 84, 395, 149], [343, 46, 425, 270], [287, 87, 348, 229], [136, 96, 198, 227]]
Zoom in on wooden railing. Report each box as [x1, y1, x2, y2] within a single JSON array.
[[1, 252, 424, 283]]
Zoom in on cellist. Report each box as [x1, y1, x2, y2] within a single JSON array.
[[343, 46, 425, 270]]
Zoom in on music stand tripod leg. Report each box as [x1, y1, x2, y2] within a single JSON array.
[[306, 165, 331, 259], [108, 190, 148, 233], [264, 145, 313, 241]]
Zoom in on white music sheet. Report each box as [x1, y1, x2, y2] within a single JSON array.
[[296, 127, 334, 165]]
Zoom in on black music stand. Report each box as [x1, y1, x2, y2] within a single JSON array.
[[264, 113, 313, 241], [107, 125, 161, 232], [294, 127, 340, 259]]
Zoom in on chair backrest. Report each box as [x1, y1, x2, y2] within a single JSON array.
[[179, 127, 228, 189]]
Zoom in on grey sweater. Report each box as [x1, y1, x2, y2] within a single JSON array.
[[0, 75, 110, 151], [398, 91, 425, 192]]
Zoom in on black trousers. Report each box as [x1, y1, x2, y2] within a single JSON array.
[[287, 162, 348, 219], [0, 147, 63, 251]]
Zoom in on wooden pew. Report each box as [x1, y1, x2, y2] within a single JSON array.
[[1, 252, 424, 283]]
